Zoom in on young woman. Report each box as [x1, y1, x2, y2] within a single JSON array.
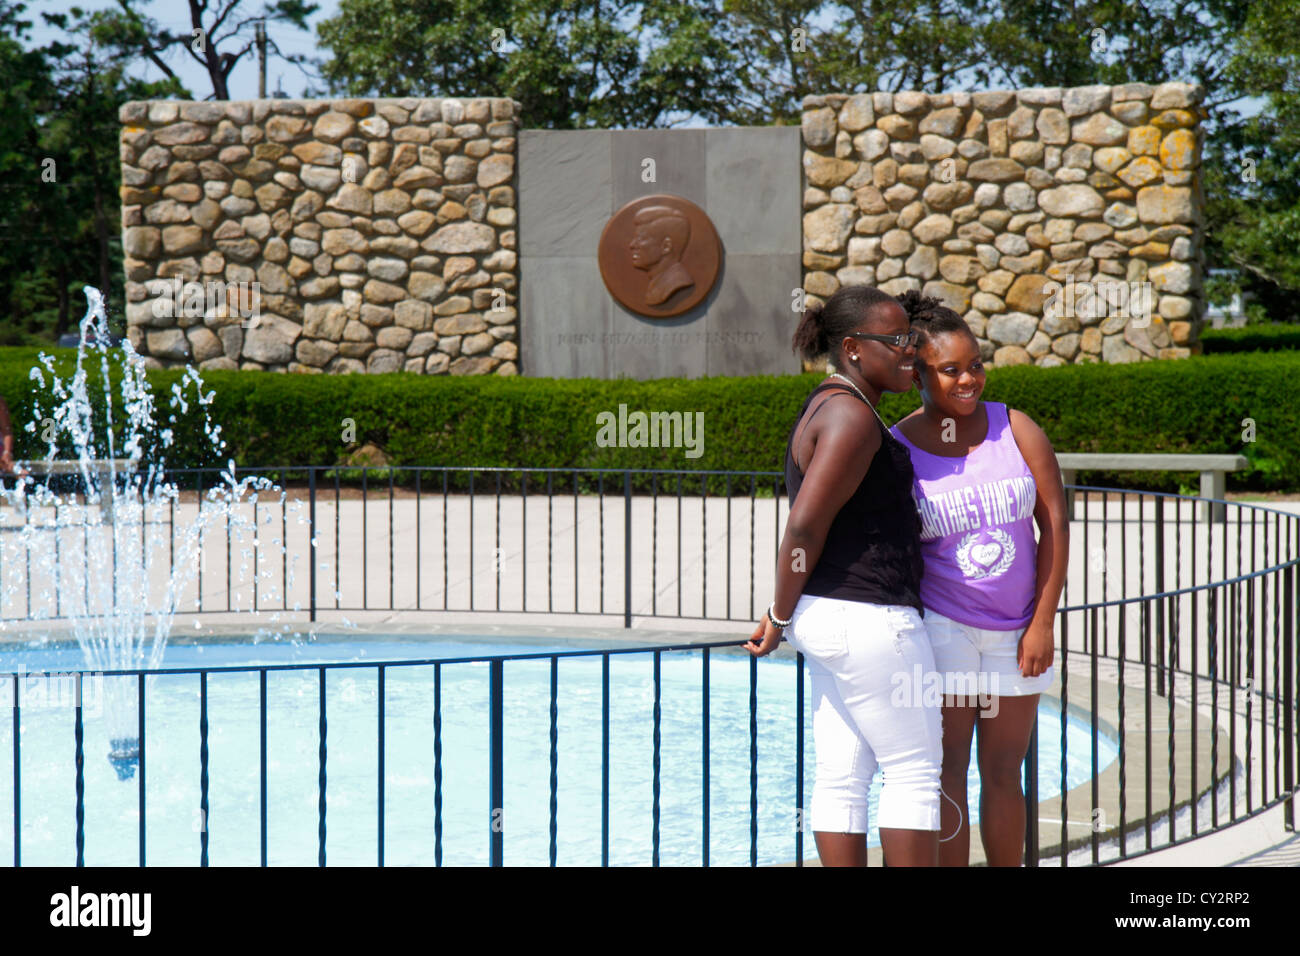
[[889, 290, 1070, 866], [745, 285, 942, 867]]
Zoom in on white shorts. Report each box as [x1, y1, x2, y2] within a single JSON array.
[[784, 594, 942, 833], [924, 608, 1054, 699]]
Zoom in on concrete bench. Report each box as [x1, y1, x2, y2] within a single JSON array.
[[1055, 453, 1248, 523]]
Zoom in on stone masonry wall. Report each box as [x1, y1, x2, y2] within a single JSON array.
[[119, 97, 520, 374], [800, 83, 1205, 365]]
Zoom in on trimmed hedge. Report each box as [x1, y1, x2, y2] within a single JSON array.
[[1, 348, 1297, 492], [1200, 323, 1300, 354]]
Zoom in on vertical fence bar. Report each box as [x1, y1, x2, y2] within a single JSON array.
[[749, 653, 758, 867], [392, 470, 398, 612], [12, 673, 19, 868], [442, 471, 449, 610], [200, 671, 209, 867], [1167, 592, 1177, 842], [702, 646, 710, 868], [1090, 605, 1099, 865], [377, 664, 385, 867], [1209, 587, 1219, 829], [702, 474, 708, 619], [1117, 598, 1127, 860], [597, 473, 604, 613], [1284, 561, 1294, 832], [574, 473, 580, 614], [624, 471, 632, 629], [334, 471, 341, 609], [1156, 500, 1166, 696], [1273, 515, 1281, 801], [796, 651, 805, 868], [260, 668, 267, 867], [318, 667, 327, 867], [1024, 717, 1038, 866], [1143, 598, 1152, 851], [521, 471, 528, 613], [725, 474, 732, 621], [362, 469, 369, 610], [602, 652, 610, 866], [308, 467, 317, 622], [549, 655, 558, 867], [75, 671, 84, 867], [138, 674, 146, 867], [1059, 602, 1069, 866], [489, 471, 499, 610], [652, 650, 661, 866], [489, 658, 503, 867], [434, 662, 443, 866], [415, 469, 422, 610]]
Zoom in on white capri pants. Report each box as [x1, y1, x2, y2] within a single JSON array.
[[784, 593, 943, 833]]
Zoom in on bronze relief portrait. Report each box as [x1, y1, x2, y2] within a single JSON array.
[[598, 195, 722, 318]]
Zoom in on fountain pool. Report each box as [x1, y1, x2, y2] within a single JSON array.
[[0, 635, 1118, 866]]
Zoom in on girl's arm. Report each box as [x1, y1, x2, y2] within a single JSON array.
[[1008, 408, 1070, 676]]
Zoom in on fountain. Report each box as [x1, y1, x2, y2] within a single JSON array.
[[0, 288, 303, 779]]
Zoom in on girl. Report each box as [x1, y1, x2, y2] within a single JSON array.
[[745, 285, 942, 867], [890, 290, 1069, 866]]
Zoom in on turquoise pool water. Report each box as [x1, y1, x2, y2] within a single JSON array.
[[0, 638, 1118, 866]]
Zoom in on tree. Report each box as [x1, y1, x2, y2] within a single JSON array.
[[95, 0, 319, 100], [0, 2, 181, 340], [317, 0, 741, 129], [714, 0, 1025, 125], [1201, 0, 1300, 322]]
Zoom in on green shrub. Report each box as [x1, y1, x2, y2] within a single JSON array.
[[1200, 323, 1300, 353], [1, 347, 1297, 493]]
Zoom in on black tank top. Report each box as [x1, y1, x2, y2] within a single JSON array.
[[783, 381, 925, 613]]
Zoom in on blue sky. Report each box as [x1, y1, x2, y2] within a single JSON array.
[[29, 0, 340, 100]]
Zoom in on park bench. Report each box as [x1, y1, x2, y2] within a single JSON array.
[[1055, 453, 1249, 523]]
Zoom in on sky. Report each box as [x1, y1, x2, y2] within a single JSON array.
[[28, 0, 341, 100]]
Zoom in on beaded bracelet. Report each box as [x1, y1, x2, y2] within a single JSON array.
[[767, 603, 793, 629]]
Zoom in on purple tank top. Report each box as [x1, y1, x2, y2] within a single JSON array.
[[889, 402, 1037, 630]]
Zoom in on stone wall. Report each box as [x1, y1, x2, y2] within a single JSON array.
[[120, 97, 520, 374], [800, 83, 1205, 365]]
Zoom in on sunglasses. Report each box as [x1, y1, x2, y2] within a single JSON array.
[[847, 329, 920, 348]]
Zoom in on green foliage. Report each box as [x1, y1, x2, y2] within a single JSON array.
[[317, 0, 738, 128], [1, 349, 1297, 493], [1200, 323, 1300, 353], [1202, 0, 1300, 323], [0, 2, 182, 342]]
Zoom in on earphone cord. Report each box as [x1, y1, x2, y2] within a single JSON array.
[[938, 786, 963, 843]]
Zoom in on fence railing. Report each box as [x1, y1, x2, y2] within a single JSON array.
[[0, 466, 1295, 865]]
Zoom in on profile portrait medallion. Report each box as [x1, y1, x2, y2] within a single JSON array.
[[597, 195, 722, 318]]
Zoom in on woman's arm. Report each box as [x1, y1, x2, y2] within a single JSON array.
[[745, 396, 880, 655], [1008, 408, 1070, 677]]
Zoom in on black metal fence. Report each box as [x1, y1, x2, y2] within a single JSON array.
[[0, 466, 1296, 866]]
